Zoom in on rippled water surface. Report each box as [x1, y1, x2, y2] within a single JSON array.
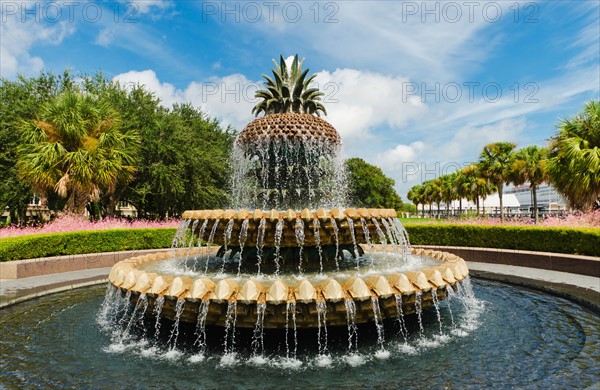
[[1, 280, 598, 389]]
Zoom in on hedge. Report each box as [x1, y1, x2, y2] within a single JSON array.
[[0, 228, 177, 262], [1, 225, 598, 262], [404, 224, 600, 257]]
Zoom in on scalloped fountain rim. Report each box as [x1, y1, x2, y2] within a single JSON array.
[[108, 247, 469, 327]]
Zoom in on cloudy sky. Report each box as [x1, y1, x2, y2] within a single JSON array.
[[2, 0, 598, 198]]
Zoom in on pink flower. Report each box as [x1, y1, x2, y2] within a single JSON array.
[[0, 215, 180, 238]]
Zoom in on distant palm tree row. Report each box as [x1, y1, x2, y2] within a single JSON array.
[[407, 100, 600, 223]]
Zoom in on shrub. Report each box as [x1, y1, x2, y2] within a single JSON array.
[[0, 228, 177, 261], [404, 224, 600, 256]]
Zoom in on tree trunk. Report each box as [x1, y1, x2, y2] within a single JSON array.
[[498, 182, 504, 221], [476, 197, 480, 216], [532, 185, 538, 224], [459, 198, 462, 216]]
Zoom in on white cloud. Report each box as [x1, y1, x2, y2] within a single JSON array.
[[239, 1, 517, 81], [134, 0, 172, 15], [111, 70, 258, 129], [376, 141, 426, 171], [0, 15, 75, 78], [314, 68, 426, 144]]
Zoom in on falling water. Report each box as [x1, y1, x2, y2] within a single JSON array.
[[389, 218, 410, 260], [123, 294, 148, 338], [360, 218, 374, 267], [194, 219, 209, 269], [194, 300, 210, 352], [415, 292, 424, 336], [185, 220, 199, 269], [171, 219, 191, 251], [274, 220, 284, 275], [462, 276, 476, 299], [371, 297, 386, 351], [394, 294, 408, 342], [431, 289, 443, 334], [167, 299, 186, 349], [118, 290, 133, 328], [346, 218, 360, 269], [372, 217, 388, 252], [330, 218, 340, 270], [445, 286, 457, 328], [316, 301, 328, 355], [230, 135, 348, 210], [237, 219, 249, 277], [223, 301, 238, 355], [380, 218, 397, 253], [204, 219, 220, 274], [344, 299, 359, 351], [313, 219, 324, 274], [294, 219, 305, 273], [153, 296, 165, 339], [285, 302, 298, 359], [221, 219, 235, 274], [251, 303, 266, 356], [256, 218, 266, 275], [97, 284, 120, 327]]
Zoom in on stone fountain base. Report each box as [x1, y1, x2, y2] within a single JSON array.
[[108, 247, 469, 328]]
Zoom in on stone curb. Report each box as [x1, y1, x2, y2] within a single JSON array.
[[414, 245, 599, 277], [0, 248, 171, 279]]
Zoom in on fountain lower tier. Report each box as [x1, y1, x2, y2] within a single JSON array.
[[108, 247, 469, 329]]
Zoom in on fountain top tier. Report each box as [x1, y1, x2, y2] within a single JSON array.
[[230, 112, 347, 211], [236, 113, 341, 144]]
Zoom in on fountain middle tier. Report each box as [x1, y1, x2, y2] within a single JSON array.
[[178, 207, 407, 273]]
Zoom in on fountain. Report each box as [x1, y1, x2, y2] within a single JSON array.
[[105, 55, 471, 349], [2, 57, 598, 389]]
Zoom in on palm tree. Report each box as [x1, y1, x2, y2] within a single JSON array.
[[252, 55, 327, 117], [440, 173, 458, 217], [407, 184, 425, 217], [17, 92, 140, 215], [478, 142, 516, 221], [546, 100, 600, 211], [461, 164, 496, 216], [510, 145, 548, 223]]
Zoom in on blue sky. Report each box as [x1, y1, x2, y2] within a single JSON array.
[[1, 0, 598, 197]]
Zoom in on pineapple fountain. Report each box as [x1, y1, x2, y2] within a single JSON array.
[[105, 56, 470, 356]]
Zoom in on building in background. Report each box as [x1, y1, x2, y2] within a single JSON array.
[[505, 183, 568, 216]]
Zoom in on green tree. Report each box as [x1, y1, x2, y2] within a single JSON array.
[[478, 142, 516, 221], [407, 184, 425, 217], [461, 164, 496, 216], [17, 91, 140, 215], [546, 100, 600, 211], [82, 74, 235, 218], [440, 174, 458, 217], [0, 71, 76, 223], [510, 145, 548, 223], [345, 158, 404, 210]]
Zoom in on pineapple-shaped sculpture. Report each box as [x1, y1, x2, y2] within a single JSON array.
[[234, 55, 345, 211]]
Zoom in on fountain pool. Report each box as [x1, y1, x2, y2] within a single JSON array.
[[0, 279, 598, 388]]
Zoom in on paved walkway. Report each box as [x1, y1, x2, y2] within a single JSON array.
[[468, 262, 600, 292], [1, 261, 599, 310], [0, 267, 111, 307]]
